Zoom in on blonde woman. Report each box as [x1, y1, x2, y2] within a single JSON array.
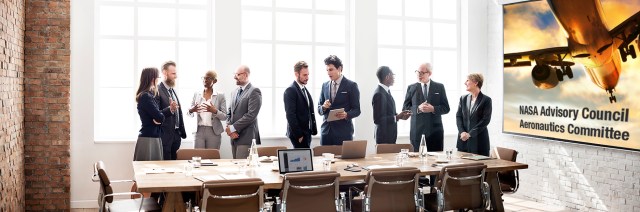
[[456, 73, 492, 156], [188, 70, 228, 149], [134, 67, 165, 161]]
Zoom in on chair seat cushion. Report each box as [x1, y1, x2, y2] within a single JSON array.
[[108, 197, 161, 212]]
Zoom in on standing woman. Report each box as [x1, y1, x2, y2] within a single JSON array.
[[456, 73, 492, 156], [188, 70, 228, 149], [134, 67, 165, 161]]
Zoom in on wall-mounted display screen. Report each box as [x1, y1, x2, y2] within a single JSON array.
[[503, 0, 640, 151]]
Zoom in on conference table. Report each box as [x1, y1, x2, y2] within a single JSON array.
[[133, 152, 528, 212]]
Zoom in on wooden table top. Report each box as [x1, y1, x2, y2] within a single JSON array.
[[133, 152, 528, 192]]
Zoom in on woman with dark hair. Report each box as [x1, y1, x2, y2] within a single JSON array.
[[456, 73, 492, 156], [188, 70, 227, 149], [134, 67, 165, 161]]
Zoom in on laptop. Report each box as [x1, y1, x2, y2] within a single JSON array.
[[277, 149, 314, 174], [340, 140, 368, 159]]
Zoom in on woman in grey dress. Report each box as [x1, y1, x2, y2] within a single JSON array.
[[188, 70, 228, 149], [134, 67, 165, 161]]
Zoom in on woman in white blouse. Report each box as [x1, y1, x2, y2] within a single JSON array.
[[188, 70, 228, 149]]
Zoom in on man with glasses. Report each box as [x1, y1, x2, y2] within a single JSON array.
[[284, 61, 318, 148], [402, 63, 450, 152], [318, 55, 361, 145], [226, 65, 262, 159], [372, 66, 411, 144]]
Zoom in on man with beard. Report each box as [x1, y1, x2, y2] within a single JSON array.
[[226, 65, 262, 159], [157, 61, 186, 160], [283, 61, 317, 148]]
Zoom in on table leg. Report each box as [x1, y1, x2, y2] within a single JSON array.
[[162, 192, 186, 212], [486, 172, 504, 212]]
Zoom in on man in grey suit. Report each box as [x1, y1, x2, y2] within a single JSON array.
[[226, 65, 262, 159], [402, 63, 450, 152]]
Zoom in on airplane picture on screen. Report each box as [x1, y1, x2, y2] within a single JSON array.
[[504, 0, 640, 103]]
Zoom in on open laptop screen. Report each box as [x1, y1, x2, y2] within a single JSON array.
[[277, 149, 314, 174]]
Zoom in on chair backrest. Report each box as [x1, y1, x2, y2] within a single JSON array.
[[436, 162, 488, 211], [281, 171, 340, 211], [375, 143, 413, 154], [93, 161, 114, 205], [312, 145, 342, 156], [493, 147, 519, 193], [201, 178, 265, 212], [257, 146, 287, 157], [176, 149, 221, 160], [363, 167, 420, 212]]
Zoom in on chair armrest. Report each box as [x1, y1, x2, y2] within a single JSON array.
[[104, 192, 144, 199]]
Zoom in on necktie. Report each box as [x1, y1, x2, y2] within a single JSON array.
[[302, 87, 310, 107], [235, 88, 243, 105], [169, 88, 180, 129], [422, 84, 428, 101], [331, 81, 337, 102]]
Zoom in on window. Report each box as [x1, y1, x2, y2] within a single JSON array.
[[94, 0, 213, 141], [377, 0, 461, 136], [241, 0, 351, 137]]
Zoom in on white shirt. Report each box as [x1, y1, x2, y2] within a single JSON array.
[[421, 80, 431, 99], [297, 81, 310, 106], [378, 83, 390, 94], [193, 90, 219, 127]]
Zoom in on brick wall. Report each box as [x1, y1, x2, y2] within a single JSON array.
[[486, 2, 640, 211], [24, 0, 71, 210], [0, 0, 25, 211]]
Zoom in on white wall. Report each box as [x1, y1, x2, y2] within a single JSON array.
[[487, 1, 640, 211]]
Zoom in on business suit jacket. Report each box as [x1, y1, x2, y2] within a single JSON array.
[[402, 80, 450, 142], [456, 92, 492, 156], [157, 83, 187, 144], [228, 83, 262, 145], [284, 82, 317, 141], [317, 76, 361, 145], [372, 85, 397, 144], [188, 90, 228, 135]]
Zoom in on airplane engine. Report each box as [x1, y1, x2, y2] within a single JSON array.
[[531, 64, 559, 89]]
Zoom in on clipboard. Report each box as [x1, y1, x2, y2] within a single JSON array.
[[327, 108, 345, 122]]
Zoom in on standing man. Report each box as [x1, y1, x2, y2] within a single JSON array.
[[372, 66, 410, 144], [318, 55, 361, 146], [226, 65, 262, 159], [284, 61, 317, 148], [157, 61, 187, 160], [403, 63, 450, 152]]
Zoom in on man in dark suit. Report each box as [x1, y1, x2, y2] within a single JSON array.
[[157, 61, 187, 160], [317, 55, 361, 146], [226, 65, 262, 159], [456, 73, 492, 156], [284, 61, 317, 148], [403, 63, 450, 152], [372, 66, 410, 144]]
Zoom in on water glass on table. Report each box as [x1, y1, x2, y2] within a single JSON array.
[[192, 156, 202, 168]]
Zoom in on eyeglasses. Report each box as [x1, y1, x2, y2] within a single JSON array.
[[201, 77, 214, 81], [415, 70, 430, 76], [235, 72, 247, 77]]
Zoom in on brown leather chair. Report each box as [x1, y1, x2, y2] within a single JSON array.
[[201, 178, 265, 212], [351, 167, 421, 212], [312, 145, 342, 156], [93, 161, 161, 212], [280, 171, 341, 211], [257, 146, 287, 157], [424, 163, 490, 212], [492, 147, 520, 193], [375, 143, 413, 154], [176, 149, 221, 160]]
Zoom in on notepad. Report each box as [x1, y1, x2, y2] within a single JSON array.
[[220, 173, 250, 180], [363, 165, 399, 170], [461, 155, 492, 161]]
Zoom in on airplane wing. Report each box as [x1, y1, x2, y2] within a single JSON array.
[[609, 11, 640, 48], [504, 46, 574, 68]]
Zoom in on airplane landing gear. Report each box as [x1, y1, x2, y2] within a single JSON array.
[[607, 89, 617, 103], [619, 44, 637, 62], [555, 68, 564, 81], [556, 66, 573, 81]]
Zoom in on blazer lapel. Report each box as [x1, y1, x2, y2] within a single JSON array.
[[416, 83, 426, 103]]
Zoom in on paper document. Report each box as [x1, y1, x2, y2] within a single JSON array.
[[327, 108, 345, 122], [220, 173, 250, 180], [194, 175, 224, 182], [143, 168, 176, 174], [461, 155, 492, 161], [363, 165, 399, 170]]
